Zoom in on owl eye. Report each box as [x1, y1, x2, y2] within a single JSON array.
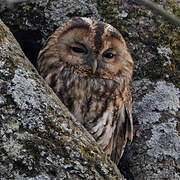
[[71, 46, 87, 54], [103, 52, 114, 59]]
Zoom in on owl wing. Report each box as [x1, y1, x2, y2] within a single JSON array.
[[111, 90, 133, 165]]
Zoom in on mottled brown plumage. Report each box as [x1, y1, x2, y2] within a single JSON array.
[[37, 17, 134, 164]]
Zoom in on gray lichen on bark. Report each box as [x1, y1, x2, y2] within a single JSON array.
[[125, 79, 180, 179], [133, 80, 180, 124]]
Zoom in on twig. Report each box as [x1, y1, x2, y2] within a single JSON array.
[[135, 0, 180, 26]]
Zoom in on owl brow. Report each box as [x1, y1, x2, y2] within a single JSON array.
[[105, 48, 113, 52], [74, 41, 86, 48], [110, 31, 121, 41], [63, 22, 90, 35]]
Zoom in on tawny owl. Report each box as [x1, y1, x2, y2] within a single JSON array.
[[37, 17, 133, 164]]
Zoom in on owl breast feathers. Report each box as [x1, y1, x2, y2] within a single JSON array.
[[37, 17, 134, 164]]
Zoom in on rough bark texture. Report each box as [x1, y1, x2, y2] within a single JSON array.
[[0, 0, 180, 179], [0, 19, 123, 180], [119, 79, 180, 179]]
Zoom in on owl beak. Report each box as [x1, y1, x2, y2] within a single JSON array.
[[91, 59, 97, 74]]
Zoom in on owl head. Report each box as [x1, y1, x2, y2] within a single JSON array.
[[39, 17, 133, 83]]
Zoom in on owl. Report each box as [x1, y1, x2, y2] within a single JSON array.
[[37, 17, 133, 164]]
